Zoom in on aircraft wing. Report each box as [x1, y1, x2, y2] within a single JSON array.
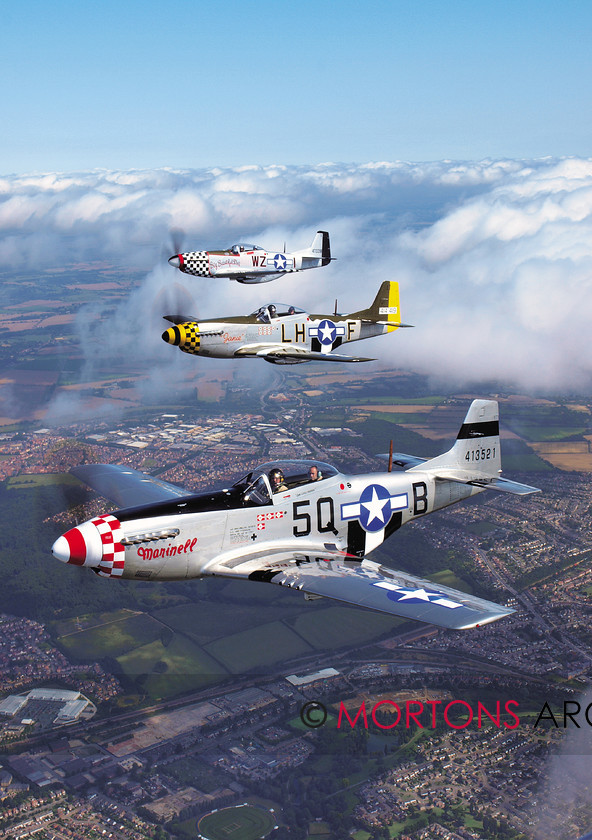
[[376, 452, 428, 469], [234, 344, 374, 363], [71, 464, 190, 507], [208, 549, 513, 630], [163, 314, 200, 325]]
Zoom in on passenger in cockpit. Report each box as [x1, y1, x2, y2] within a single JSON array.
[[309, 465, 322, 482]]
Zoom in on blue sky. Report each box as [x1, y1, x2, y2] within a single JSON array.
[[3, 0, 592, 173]]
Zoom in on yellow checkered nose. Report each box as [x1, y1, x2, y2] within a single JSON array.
[[162, 326, 181, 346], [162, 323, 201, 354]]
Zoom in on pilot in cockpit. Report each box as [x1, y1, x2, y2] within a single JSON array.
[[269, 468, 288, 493], [256, 305, 278, 324], [256, 307, 270, 324]]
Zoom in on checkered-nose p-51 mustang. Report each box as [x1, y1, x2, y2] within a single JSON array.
[[168, 230, 331, 284], [161, 281, 411, 364], [52, 401, 539, 630]]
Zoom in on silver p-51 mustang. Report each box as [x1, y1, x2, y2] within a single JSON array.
[[52, 401, 539, 630], [168, 230, 331, 284], [161, 281, 411, 364]]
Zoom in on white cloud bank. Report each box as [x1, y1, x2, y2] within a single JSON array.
[[2, 157, 592, 396]]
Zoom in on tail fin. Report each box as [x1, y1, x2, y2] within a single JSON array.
[[293, 230, 331, 266], [419, 400, 501, 479], [319, 230, 331, 265], [348, 281, 412, 332], [304, 230, 331, 264], [410, 399, 540, 495]]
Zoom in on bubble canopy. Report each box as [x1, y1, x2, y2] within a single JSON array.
[[233, 460, 339, 506], [252, 303, 305, 322], [231, 243, 264, 254]]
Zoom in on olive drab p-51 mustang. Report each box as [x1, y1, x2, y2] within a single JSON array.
[[52, 401, 540, 631], [168, 230, 331, 284], [161, 280, 411, 364]]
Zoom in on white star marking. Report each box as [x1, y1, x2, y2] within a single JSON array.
[[372, 581, 461, 609], [319, 323, 335, 342], [396, 587, 437, 602], [361, 487, 388, 528]]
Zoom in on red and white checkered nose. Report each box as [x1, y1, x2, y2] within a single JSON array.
[[52, 515, 125, 578]]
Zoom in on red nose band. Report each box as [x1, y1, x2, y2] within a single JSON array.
[[52, 525, 92, 566], [62, 526, 87, 565], [52, 515, 124, 576]]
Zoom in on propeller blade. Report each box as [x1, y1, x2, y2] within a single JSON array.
[[152, 283, 197, 328], [163, 228, 186, 264]]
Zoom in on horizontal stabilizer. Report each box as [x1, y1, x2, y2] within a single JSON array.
[[360, 319, 414, 328], [479, 476, 541, 495], [376, 452, 428, 469], [431, 469, 540, 495]]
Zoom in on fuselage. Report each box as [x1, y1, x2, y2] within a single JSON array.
[[162, 311, 393, 360], [52, 461, 481, 582], [169, 246, 323, 283]]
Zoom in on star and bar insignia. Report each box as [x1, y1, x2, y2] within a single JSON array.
[[341, 484, 408, 532]]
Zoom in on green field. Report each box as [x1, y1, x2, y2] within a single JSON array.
[[464, 521, 499, 537], [57, 612, 164, 660], [516, 424, 588, 442], [52, 608, 141, 637], [365, 411, 429, 425], [198, 805, 275, 840], [428, 569, 472, 593], [324, 396, 446, 407], [500, 439, 553, 471], [308, 822, 331, 836], [153, 601, 304, 646], [287, 606, 399, 649], [503, 404, 590, 443], [204, 620, 313, 673], [117, 633, 224, 678], [7, 472, 81, 489], [115, 634, 228, 698]]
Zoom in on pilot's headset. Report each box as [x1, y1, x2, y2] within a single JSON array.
[[269, 468, 285, 488]]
